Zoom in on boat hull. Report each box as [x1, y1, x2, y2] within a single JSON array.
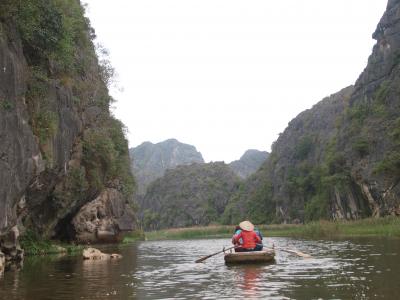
[[224, 249, 275, 264]]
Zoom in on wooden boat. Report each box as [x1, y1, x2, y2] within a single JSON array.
[[224, 248, 275, 264]]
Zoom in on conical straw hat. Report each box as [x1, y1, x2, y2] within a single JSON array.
[[239, 220, 254, 231]]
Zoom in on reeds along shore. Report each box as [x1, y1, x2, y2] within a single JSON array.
[[144, 216, 400, 241], [19, 217, 400, 255]]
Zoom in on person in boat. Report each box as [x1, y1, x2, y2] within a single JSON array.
[[233, 224, 264, 251], [254, 227, 263, 251], [232, 220, 262, 252], [232, 225, 242, 247]]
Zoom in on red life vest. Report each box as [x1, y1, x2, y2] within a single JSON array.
[[233, 230, 261, 249]]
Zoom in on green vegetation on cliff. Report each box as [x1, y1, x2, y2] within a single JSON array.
[[0, 0, 135, 246], [140, 162, 241, 230]]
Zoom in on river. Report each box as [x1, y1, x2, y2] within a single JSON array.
[[0, 237, 399, 299]]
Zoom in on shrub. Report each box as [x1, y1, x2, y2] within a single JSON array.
[[373, 152, 400, 177], [34, 110, 58, 144], [16, 0, 64, 57], [352, 138, 369, 157], [0, 99, 13, 110], [374, 80, 390, 104], [304, 193, 329, 221], [53, 166, 89, 206], [83, 117, 134, 197], [294, 135, 314, 160]]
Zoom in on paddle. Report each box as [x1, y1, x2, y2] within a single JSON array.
[[268, 244, 312, 259], [195, 245, 236, 263]]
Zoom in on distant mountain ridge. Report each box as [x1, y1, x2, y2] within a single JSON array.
[[229, 149, 269, 178], [130, 139, 204, 194], [140, 162, 241, 230]]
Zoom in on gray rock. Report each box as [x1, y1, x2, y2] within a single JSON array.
[[130, 139, 204, 194], [141, 162, 241, 229], [225, 0, 400, 223], [72, 188, 135, 243], [0, 3, 136, 273], [0, 251, 4, 276], [229, 150, 269, 178], [82, 247, 122, 260]]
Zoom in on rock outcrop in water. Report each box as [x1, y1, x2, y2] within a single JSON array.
[[0, 0, 135, 266], [72, 189, 135, 243], [82, 247, 122, 260], [224, 0, 400, 224], [130, 139, 204, 194]]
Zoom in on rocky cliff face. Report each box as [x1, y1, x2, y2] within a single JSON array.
[[224, 0, 400, 224], [130, 139, 204, 194], [140, 162, 241, 230], [0, 0, 135, 267], [229, 149, 269, 179]]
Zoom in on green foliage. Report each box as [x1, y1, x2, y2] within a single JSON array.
[[347, 81, 390, 131], [393, 50, 400, 66], [54, 166, 88, 205], [324, 141, 347, 175], [35, 110, 58, 144], [3, 0, 94, 75], [15, 0, 64, 55], [246, 181, 275, 224], [347, 102, 370, 125], [352, 137, 369, 157], [26, 67, 49, 100], [304, 194, 329, 222], [374, 117, 400, 177], [25, 68, 59, 146], [20, 229, 85, 255], [96, 45, 116, 88], [20, 230, 60, 255], [145, 217, 400, 240], [373, 151, 400, 177], [374, 80, 390, 104], [122, 230, 145, 243], [283, 137, 350, 221], [143, 209, 160, 231], [389, 117, 400, 142], [142, 163, 240, 230], [294, 135, 314, 160], [83, 117, 134, 197], [0, 99, 13, 111]]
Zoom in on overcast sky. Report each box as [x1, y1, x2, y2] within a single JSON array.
[[83, 0, 387, 163]]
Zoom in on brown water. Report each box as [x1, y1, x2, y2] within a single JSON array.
[[0, 237, 399, 299]]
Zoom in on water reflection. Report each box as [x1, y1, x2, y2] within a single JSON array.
[[0, 237, 399, 299]]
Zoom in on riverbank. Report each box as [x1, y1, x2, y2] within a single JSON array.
[[20, 230, 145, 256], [145, 216, 400, 241], [17, 217, 400, 255]]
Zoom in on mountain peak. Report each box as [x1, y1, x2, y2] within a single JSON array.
[[130, 139, 204, 194]]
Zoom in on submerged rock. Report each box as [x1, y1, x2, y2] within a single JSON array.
[[82, 247, 122, 260]]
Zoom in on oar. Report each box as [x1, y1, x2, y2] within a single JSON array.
[[268, 244, 312, 258], [195, 245, 236, 263]]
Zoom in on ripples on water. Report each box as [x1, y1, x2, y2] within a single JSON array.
[[0, 237, 399, 299]]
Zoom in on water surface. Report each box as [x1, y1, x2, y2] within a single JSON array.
[[0, 237, 399, 299]]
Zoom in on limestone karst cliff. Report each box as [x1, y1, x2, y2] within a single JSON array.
[[140, 162, 241, 230], [224, 0, 400, 224], [229, 149, 269, 179], [129, 139, 204, 195], [0, 0, 135, 266]]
